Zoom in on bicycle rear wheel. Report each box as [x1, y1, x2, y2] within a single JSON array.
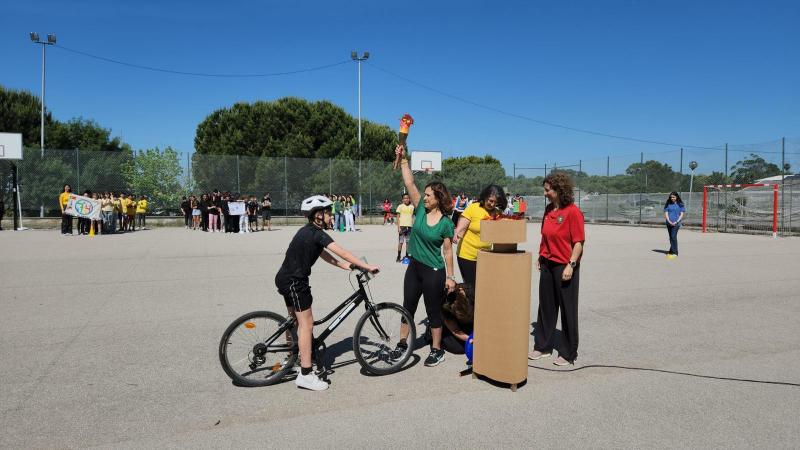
[[353, 303, 416, 375], [219, 311, 297, 387]]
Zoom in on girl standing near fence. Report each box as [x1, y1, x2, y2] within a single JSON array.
[[344, 196, 355, 232], [664, 192, 685, 259], [261, 194, 272, 231], [191, 196, 201, 230]]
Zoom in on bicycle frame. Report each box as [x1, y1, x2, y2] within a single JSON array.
[[258, 271, 390, 358]]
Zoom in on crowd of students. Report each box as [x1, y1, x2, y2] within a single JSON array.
[[179, 191, 273, 233], [58, 184, 148, 236]]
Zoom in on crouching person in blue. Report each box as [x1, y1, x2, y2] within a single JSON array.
[[275, 195, 379, 391], [441, 284, 474, 362]]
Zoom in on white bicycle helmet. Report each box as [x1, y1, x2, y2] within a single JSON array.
[[300, 195, 333, 216]]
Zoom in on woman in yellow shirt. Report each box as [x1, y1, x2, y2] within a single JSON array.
[[59, 184, 73, 235], [452, 185, 507, 287]]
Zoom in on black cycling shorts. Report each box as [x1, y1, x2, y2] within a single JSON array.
[[276, 278, 313, 311], [398, 226, 412, 243]]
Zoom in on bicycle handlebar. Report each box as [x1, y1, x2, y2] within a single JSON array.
[[349, 264, 379, 276]]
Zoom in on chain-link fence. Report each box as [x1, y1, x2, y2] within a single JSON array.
[[1, 138, 797, 236]]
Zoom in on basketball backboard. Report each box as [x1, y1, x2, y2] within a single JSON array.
[[0, 133, 23, 160], [410, 150, 442, 172]]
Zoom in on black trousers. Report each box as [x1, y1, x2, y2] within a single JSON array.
[[78, 217, 90, 234], [184, 214, 191, 227], [61, 213, 73, 234], [457, 257, 477, 287], [667, 223, 680, 255], [403, 258, 446, 329], [201, 212, 208, 231], [534, 257, 580, 362]]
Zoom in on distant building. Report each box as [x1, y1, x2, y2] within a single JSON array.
[[754, 174, 800, 186]]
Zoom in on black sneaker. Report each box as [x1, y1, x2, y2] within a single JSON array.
[[396, 255, 401, 263], [424, 348, 445, 367], [390, 341, 408, 360]]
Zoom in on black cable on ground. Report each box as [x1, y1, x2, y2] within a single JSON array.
[[528, 363, 800, 388]]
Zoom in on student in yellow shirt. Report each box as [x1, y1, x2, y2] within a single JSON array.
[[452, 184, 507, 287], [136, 195, 148, 230], [395, 193, 415, 262], [126, 195, 137, 231], [59, 184, 73, 235]]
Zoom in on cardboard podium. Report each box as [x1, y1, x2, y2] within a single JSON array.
[[473, 219, 532, 391]]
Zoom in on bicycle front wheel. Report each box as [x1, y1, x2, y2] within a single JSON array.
[[353, 303, 416, 375], [219, 311, 297, 387]]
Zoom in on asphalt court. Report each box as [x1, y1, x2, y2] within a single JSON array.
[[1, 224, 798, 448]]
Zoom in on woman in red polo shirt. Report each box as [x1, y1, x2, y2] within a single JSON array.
[[529, 172, 585, 366]]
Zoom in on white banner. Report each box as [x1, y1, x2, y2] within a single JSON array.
[[228, 201, 246, 215], [64, 194, 102, 220]]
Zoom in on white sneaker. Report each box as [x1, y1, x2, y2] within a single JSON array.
[[295, 372, 328, 391]]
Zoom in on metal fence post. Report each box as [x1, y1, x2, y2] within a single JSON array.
[[236, 154, 240, 193], [329, 158, 332, 195], [284, 156, 288, 226], [368, 159, 373, 219], [578, 159, 582, 210], [606, 156, 610, 222], [638, 152, 643, 224], [724, 143, 728, 232], [76, 148, 81, 194], [187, 152, 192, 194], [781, 137, 785, 236]]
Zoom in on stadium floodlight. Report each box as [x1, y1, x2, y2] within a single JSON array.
[[47, 34, 57, 44], [363, 52, 369, 59], [689, 161, 698, 171], [351, 51, 357, 60], [30, 32, 39, 42]]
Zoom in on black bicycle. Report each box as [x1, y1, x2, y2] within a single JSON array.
[[219, 266, 416, 387]]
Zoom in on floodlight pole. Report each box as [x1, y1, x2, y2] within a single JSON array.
[[31, 33, 56, 218], [352, 51, 369, 216], [30, 33, 56, 157], [688, 161, 698, 221]]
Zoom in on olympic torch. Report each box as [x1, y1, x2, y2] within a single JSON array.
[[393, 113, 414, 170]]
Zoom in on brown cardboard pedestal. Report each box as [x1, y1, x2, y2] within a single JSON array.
[[472, 249, 532, 391]]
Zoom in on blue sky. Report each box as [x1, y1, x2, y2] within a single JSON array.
[[2, 0, 798, 175]]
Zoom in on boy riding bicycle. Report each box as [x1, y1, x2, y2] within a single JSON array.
[[275, 195, 378, 391]]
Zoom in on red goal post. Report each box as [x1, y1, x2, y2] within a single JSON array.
[[702, 183, 778, 237]]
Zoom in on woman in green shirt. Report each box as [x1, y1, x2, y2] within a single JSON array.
[[393, 145, 456, 367]]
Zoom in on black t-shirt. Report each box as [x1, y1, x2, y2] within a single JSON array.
[[180, 200, 190, 214], [247, 200, 258, 215], [207, 199, 219, 215], [276, 223, 334, 282]]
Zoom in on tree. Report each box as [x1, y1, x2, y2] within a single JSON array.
[[441, 155, 506, 196], [0, 85, 54, 148], [729, 153, 782, 184], [194, 97, 397, 161], [123, 147, 184, 214], [47, 118, 128, 152], [625, 160, 682, 193]]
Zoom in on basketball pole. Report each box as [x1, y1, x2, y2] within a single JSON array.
[[11, 163, 20, 231]]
